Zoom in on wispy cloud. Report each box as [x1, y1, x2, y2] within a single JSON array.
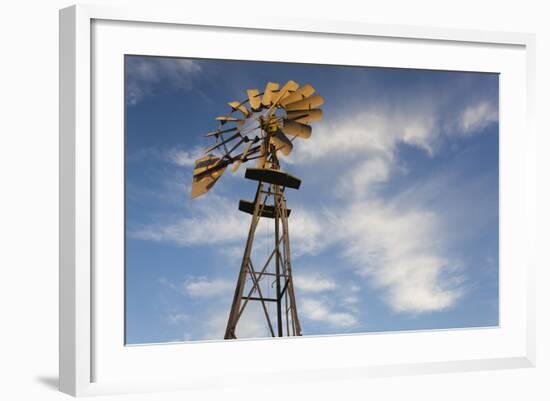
[[333, 201, 464, 312], [183, 277, 233, 298], [293, 108, 437, 164], [285, 208, 325, 256], [294, 96, 496, 167], [126, 57, 202, 105], [458, 101, 499, 135], [131, 194, 248, 246], [159, 275, 233, 298], [167, 147, 204, 167], [337, 156, 392, 199], [131, 191, 325, 258], [167, 313, 189, 325], [300, 298, 357, 328], [294, 273, 337, 293]]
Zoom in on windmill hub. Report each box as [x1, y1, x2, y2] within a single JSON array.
[[190, 81, 324, 339]]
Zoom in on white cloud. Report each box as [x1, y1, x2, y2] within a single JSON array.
[[167, 147, 204, 167], [459, 101, 498, 135], [127, 145, 204, 171], [293, 108, 436, 164], [301, 298, 357, 328], [286, 208, 325, 256], [167, 313, 189, 324], [131, 191, 325, 259], [159, 275, 233, 298], [333, 201, 463, 312], [202, 304, 269, 340], [293, 96, 496, 168], [294, 273, 336, 293], [183, 277, 233, 298], [131, 194, 249, 246], [126, 57, 202, 105], [216, 244, 245, 264], [337, 157, 391, 199]]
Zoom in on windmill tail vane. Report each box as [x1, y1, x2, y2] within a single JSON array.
[[190, 80, 324, 339]]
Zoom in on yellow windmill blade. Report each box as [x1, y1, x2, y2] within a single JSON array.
[[286, 109, 323, 124], [216, 116, 244, 124], [192, 154, 219, 176], [269, 130, 293, 156], [247, 89, 261, 111], [279, 84, 315, 107], [261, 82, 280, 107], [191, 169, 226, 198], [272, 80, 300, 106], [191, 154, 227, 198], [228, 101, 250, 117], [232, 140, 255, 173], [284, 94, 324, 111], [281, 119, 312, 139]]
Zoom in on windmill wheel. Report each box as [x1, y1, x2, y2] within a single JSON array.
[[191, 80, 324, 198]]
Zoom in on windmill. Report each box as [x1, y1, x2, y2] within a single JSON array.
[[191, 80, 324, 339]]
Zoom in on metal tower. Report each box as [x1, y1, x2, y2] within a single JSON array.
[[190, 80, 324, 339], [224, 143, 302, 339]]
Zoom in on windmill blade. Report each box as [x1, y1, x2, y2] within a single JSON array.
[[279, 84, 315, 107], [232, 140, 255, 173], [286, 109, 323, 124], [272, 80, 300, 106], [216, 116, 244, 124], [191, 168, 226, 198], [228, 101, 250, 117], [204, 132, 241, 153], [205, 126, 239, 137], [191, 154, 227, 198], [193, 154, 221, 176], [281, 119, 312, 139], [269, 130, 293, 156], [247, 89, 261, 111], [261, 82, 280, 107], [284, 94, 324, 111]]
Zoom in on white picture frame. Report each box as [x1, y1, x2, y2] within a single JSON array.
[[59, 4, 536, 397]]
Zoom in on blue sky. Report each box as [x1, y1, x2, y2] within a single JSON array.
[[124, 55, 499, 344]]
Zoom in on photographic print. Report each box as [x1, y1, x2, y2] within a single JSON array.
[[124, 55, 499, 344]]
